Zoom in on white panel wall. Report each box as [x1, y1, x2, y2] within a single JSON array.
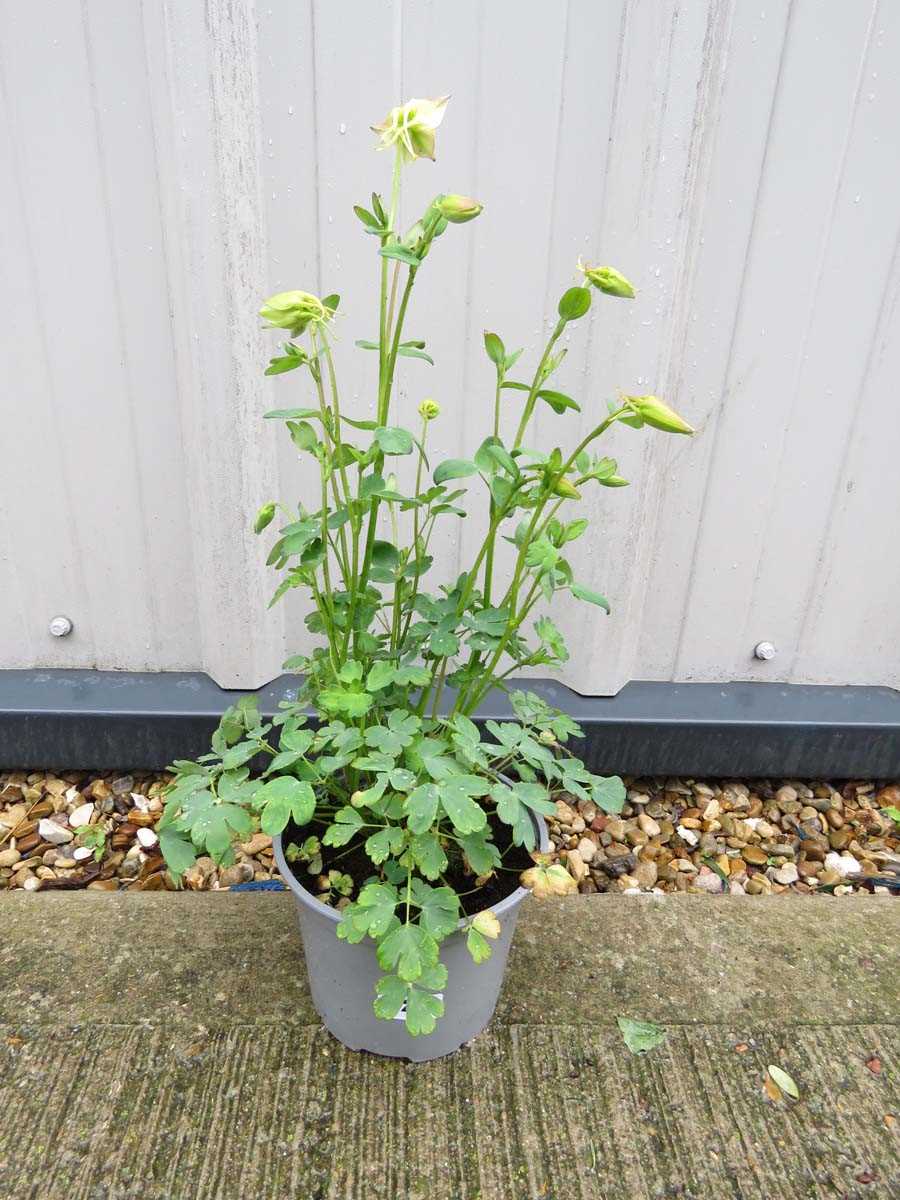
[[1, 0, 898, 693]]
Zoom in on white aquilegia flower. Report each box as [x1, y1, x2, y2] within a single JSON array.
[[372, 96, 449, 161]]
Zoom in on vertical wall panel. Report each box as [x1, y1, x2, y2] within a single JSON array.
[[1, 0, 898, 692]]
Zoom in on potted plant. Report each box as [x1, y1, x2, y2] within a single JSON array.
[[159, 96, 693, 1061]]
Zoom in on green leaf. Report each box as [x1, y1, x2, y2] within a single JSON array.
[[263, 407, 321, 420], [397, 344, 435, 365], [617, 1017, 666, 1054], [337, 881, 398, 941], [767, 1065, 800, 1100], [405, 783, 440, 835], [366, 661, 397, 691], [373, 973, 407, 1020], [407, 832, 447, 880], [433, 458, 480, 484], [158, 828, 196, 880], [379, 243, 422, 267], [534, 615, 569, 662], [375, 425, 414, 455], [255, 776, 316, 835], [440, 777, 489, 835], [287, 419, 318, 451], [393, 665, 431, 688], [365, 826, 405, 865], [457, 831, 501, 876], [592, 775, 626, 814], [882, 805, 900, 825], [483, 330, 505, 366], [558, 286, 592, 321], [322, 806, 364, 847], [377, 922, 439, 982], [405, 985, 444, 1036], [570, 582, 610, 613], [429, 626, 459, 657], [353, 204, 385, 232], [221, 741, 259, 771], [410, 879, 459, 937], [466, 927, 492, 964], [318, 686, 373, 719], [538, 389, 580, 414]]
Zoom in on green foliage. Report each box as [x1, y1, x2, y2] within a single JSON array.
[[160, 95, 694, 1038]]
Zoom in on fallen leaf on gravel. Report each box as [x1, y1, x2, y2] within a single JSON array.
[[763, 1074, 783, 1103], [884, 1114, 896, 1128], [865, 1056, 882, 1075], [767, 1064, 799, 1100], [4, 1035, 23, 1048], [617, 1017, 666, 1054], [734, 1042, 749, 1054]]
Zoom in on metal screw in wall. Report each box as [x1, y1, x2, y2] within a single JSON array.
[[49, 616, 74, 638], [754, 641, 776, 661]]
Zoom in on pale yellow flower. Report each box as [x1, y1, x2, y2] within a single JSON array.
[[372, 96, 449, 161]]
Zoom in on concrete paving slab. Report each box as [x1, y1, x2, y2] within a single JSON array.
[[0, 894, 897, 1199]]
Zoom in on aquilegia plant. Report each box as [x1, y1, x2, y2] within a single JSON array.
[[160, 96, 693, 1036]]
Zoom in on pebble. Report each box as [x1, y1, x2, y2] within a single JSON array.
[[772, 863, 799, 885], [37, 818, 73, 846], [136, 828, 158, 849], [547, 775, 898, 899], [68, 802, 95, 828], [0, 848, 21, 868], [576, 837, 596, 865], [824, 851, 861, 878]]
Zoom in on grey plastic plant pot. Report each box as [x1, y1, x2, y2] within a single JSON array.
[[273, 812, 548, 1062]]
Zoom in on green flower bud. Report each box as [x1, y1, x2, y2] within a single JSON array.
[[551, 476, 581, 500], [435, 194, 483, 224], [259, 291, 331, 337], [418, 398, 441, 420], [371, 96, 449, 162], [253, 502, 276, 534], [577, 260, 636, 299], [625, 395, 694, 435]]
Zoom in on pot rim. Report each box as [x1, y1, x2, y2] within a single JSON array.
[[273, 804, 549, 929]]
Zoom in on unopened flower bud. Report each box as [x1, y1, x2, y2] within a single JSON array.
[[418, 398, 441, 420], [551, 476, 581, 500], [577, 260, 636, 299], [538, 730, 557, 746], [435, 194, 483, 224], [372, 96, 449, 162], [625, 394, 694, 435], [350, 790, 366, 808], [259, 290, 331, 336]]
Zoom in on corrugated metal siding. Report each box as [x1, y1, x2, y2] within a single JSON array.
[[1, 0, 898, 693]]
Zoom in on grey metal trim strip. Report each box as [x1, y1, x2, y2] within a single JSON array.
[[1, 669, 899, 776]]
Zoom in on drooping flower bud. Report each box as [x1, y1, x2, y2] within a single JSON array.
[[254, 502, 276, 534], [259, 291, 332, 337], [625, 394, 694, 435], [435, 194, 483, 224], [371, 96, 449, 162], [577, 260, 636, 299], [418, 398, 441, 421]]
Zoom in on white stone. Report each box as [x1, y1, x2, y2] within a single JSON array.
[[131, 793, 151, 812], [824, 851, 860, 878], [676, 824, 699, 847], [137, 827, 158, 849], [576, 837, 596, 864], [65, 786, 80, 804], [72, 846, 93, 862], [38, 818, 73, 845], [772, 862, 799, 885], [22, 876, 41, 891], [68, 802, 95, 829]]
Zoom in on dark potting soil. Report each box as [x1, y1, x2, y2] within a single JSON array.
[[282, 809, 535, 917]]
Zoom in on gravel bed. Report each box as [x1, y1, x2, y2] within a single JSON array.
[[1, 770, 898, 896]]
